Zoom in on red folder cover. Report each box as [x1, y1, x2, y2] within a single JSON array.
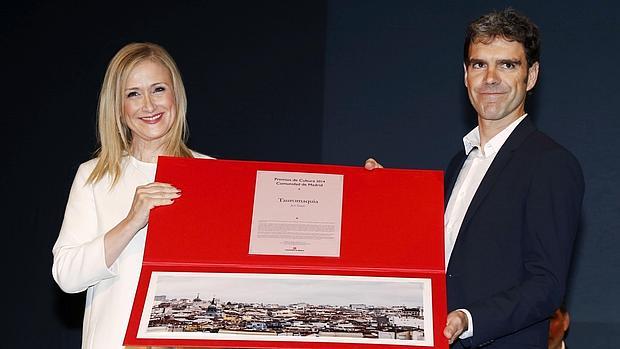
[[125, 157, 447, 348]]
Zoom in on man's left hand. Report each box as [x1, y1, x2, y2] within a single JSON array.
[[444, 310, 468, 344]]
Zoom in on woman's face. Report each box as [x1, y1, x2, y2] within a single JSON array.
[[122, 60, 176, 149]]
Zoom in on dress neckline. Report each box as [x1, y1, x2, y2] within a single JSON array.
[[128, 154, 157, 181], [129, 154, 158, 168]]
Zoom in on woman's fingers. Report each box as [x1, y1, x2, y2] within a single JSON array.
[[135, 183, 181, 203], [136, 182, 181, 194], [126, 182, 182, 230]]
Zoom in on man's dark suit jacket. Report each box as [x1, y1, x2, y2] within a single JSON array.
[[444, 117, 584, 348]]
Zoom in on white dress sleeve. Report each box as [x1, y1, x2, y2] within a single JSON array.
[[52, 162, 117, 293]]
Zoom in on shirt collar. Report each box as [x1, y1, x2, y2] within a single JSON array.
[[462, 114, 528, 157]]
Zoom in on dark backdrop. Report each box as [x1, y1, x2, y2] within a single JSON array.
[[3, 1, 618, 347], [3, 1, 327, 347]]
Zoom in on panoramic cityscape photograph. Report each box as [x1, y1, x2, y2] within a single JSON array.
[[138, 272, 433, 346]]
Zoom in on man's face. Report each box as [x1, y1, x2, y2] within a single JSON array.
[[464, 37, 539, 125]]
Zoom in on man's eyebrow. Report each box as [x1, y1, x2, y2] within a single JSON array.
[[497, 59, 522, 65]]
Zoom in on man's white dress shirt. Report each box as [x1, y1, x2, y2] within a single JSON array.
[[444, 114, 527, 338]]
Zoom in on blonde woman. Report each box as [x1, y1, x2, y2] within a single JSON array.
[[52, 42, 211, 348]]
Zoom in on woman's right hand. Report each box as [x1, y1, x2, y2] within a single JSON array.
[[125, 182, 181, 232], [104, 182, 181, 267]]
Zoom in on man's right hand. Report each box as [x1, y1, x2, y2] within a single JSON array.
[[364, 158, 383, 170]]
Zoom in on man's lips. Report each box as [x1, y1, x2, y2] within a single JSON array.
[[478, 91, 507, 100], [477, 89, 508, 94]]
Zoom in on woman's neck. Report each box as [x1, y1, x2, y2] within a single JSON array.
[[130, 140, 166, 163]]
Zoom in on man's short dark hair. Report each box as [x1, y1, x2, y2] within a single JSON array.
[[464, 8, 540, 67]]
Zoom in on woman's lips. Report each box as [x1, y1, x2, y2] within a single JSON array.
[[140, 112, 163, 124]]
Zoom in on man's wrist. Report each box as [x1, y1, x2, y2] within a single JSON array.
[[457, 308, 474, 339]]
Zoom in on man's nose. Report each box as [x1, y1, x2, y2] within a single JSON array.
[[484, 67, 500, 85]]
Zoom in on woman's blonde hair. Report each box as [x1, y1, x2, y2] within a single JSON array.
[[87, 42, 193, 184]]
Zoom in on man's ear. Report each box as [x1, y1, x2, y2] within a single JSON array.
[[464, 63, 469, 88], [526, 62, 539, 91]]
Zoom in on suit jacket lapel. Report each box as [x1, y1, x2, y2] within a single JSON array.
[[456, 117, 537, 242]]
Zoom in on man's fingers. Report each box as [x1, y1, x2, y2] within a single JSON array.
[[443, 325, 453, 341], [443, 323, 460, 344], [364, 158, 384, 170], [443, 310, 467, 344]]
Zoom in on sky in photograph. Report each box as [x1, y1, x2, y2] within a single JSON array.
[[153, 272, 426, 307]]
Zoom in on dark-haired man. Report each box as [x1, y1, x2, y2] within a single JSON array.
[[441, 8, 584, 348], [365, 8, 584, 347]]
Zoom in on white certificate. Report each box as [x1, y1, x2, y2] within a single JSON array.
[[249, 170, 344, 257]]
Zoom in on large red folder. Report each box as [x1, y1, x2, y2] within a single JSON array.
[[125, 157, 447, 348]]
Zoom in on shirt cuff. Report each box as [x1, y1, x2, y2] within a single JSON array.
[[457, 308, 474, 339]]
